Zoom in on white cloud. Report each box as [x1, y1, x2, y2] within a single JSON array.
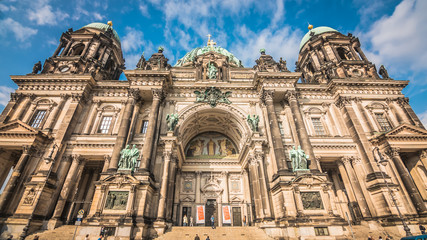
[[139, 2, 149, 17], [363, 0, 427, 76], [93, 12, 104, 21], [230, 25, 302, 68], [28, 4, 69, 25], [418, 109, 427, 128], [0, 18, 38, 42], [0, 86, 15, 107], [122, 27, 145, 53]]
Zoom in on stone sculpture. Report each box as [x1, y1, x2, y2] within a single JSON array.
[[379, 65, 391, 79], [289, 146, 309, 172], [207, 62, 217, 79], [166, 113, 179, 131], [32, 61, 42, 74], [194, 87, 232, 107], [118, 144, 140, 171], [247, 115, 259, 132]]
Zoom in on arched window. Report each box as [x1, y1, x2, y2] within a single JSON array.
[[71, 44, 85, 56], [337, 47, 348, 60], [366, 102, 393, 132]]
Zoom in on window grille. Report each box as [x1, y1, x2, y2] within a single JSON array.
[[314, 227, 329, 236], [30, 110, 47, 128], [311, 117, 325, 135], [375, 113, 391, 132], [141, 120, 149, 134], [98, 116, 113, 134]]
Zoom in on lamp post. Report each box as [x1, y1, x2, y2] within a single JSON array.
[[372, 147, 412, 236]]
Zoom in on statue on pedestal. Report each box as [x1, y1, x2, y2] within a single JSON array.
[[290, 146, 309, 172], [166, 113, 179, 131], [247, 115, 259, 132], [207, 62, 217, 79], [118, 144, 140, 171]]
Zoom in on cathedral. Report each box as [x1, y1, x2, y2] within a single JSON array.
[[0, 22, 426, 240]]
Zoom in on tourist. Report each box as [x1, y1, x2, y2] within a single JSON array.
[[100, 226, 105, 237], [211, 215, 215, 229], [243, 215, 247, 226], [6, 235, 12, 240], [420, 224, 426, 234], [34, 236, 39, 240], [206, 235, 210, 240], [190, 216, 194, 226], [194, 234, 200, 240], [84, 234, 90, 240], [367, 236, 373, 240], [183, 214, 188, 226], [379, 236, 383, 240], [98, 235, 103, 240]]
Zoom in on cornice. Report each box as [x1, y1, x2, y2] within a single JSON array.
[[11, 74, 95, 85]]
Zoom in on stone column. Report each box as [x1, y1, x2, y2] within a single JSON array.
[[0, 93, 22, 123], [157, 151, 172, 220], [82, 100, 100, 135], [140, 89, 164, 170], [126, 98, 143, 143], [51, 155, 84, 221], [285, 90, 317, 170], [127, 185, 137, 217], [81, 39, 92, 58], [335, 96, 375, 174], [0, 145, 34, 212], [242, 170, 251, 205], [52, 42, 64, 57], [95, 185, 107, 216], [218, 200, 223, 227], [83, 171, 99, 213], [61, 40, 72, 56], [293, 186, 304, 216], [397, 97, 422, 127], [222, 171, 229, 204], [261, 90, 287, 171], [419, 150, 427, 169], [386, 147, 427, 214], [15, 94, 35, 121], [108, 89, 139, 171], [354, 98, 374, 133], [102, 155, 111, 173], [255, 152, 272, 218], [248, 156, 263, 219], [195, 171, 201, 204], [45, 94, 69, 131], [340, 157, 372, 218]]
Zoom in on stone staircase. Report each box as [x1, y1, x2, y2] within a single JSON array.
[[155, 226, 274, 240], [25, 225, 79, 240]]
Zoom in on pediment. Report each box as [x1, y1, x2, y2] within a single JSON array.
[[101, 174, 139, 185], [384, 124, 427, 137], [292, 175, 326, 185], [0, 120, 39, 134], [181, 196, 195, 202]]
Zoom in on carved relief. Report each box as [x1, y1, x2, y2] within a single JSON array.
[[301, 191, 324, 210], [105, 191, 129, 210]]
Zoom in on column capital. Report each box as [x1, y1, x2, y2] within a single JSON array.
[[10, 93, 23, 102], [221, 171, 229, 177], [419, 150, 427, 159], [260, 89, 274, 104], [152, 88, 165, 101], [385, 147, 400, 158], [352, 156, 362, 165], [22, 145, 35, 155], [60, 93, 70, 101], [249, 155, 258, 166], [72, 154, 84, 164], [62, 155, 72, 163], [163, 150, 172, 161], [340, 156, 352, 166], [241, 169, 248, 176], [396, 97, 409, 107], [71, 93, 87, 103], [284, 90, 297, 103], [334, 96, 353, 109], [196, 171, 202, 176], [128, 88, 141, 101]]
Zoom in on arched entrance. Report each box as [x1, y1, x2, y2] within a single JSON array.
[[172, 104, 253, 227]]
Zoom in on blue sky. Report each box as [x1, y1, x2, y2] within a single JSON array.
[[0, 0, 426, 124]]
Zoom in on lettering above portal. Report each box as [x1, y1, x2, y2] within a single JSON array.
[[194, 87, 232, 108]]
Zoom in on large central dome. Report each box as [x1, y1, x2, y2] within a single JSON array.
[[174, 46, 244, 67]]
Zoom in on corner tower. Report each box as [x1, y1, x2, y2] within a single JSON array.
[[296, 25, 378, 83], [41, 22, 125, 80]]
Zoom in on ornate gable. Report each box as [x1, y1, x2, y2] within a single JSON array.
[[384, 124, 427, 137], [0, 120, 39, 134], [370, 124, 427, 149]]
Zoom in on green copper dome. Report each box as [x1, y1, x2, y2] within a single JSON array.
[[175, 46, 244, 67], [82, 22, 120, 43], [299, 26, 338, 51]]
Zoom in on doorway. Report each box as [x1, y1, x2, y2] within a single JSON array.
[[232, 207, 242, 226], [182, 207, 191, 226], [205, 199, 218, 227]]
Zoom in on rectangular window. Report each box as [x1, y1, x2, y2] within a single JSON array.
[[311, 117, 325, 135], [278, 122, 284, 135], [30, 110, 47, 128], [141, 120, 149, 134], [98, 116, 113, 134], [375, 113, 392, 132], [314, 227, 329, 236]]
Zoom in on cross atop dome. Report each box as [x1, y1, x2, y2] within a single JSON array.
[[206, 34, 216, 49]]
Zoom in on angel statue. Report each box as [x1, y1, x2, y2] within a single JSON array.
[[207, 62, 217, 79], [247, 115, 260, 132], [166, 113, 179, 131], [289, 145, 309, 172]]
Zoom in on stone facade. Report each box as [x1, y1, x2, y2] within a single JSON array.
[[0, 23, 426, 239]]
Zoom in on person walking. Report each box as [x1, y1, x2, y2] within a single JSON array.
[[210, 215, 215, 229], [84, 234, 90, 240], [243, 215, 247, 226], [379, 236, 383, 240], [206, 235, 210, 240], [190, 216, 194, 226], [367, 236, 373, 240], [183, 214, 188, 226], [194, 234, 200, 240], [420, 224, 426, 234]]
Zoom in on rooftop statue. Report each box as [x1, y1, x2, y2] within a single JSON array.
[[379, 65, 392, 79], [32, 61, 42, 74], [289, 146, 309, 172], [118, 144, 140, 172], [207, 62, 218, 79]]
